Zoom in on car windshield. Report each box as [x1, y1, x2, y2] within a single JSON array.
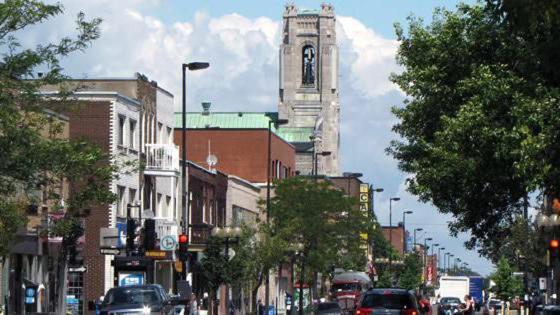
[[317, 302, 341, 311], [332, 283, 359, 292], [441, 298, 461, 304], [103, 287, 161, 306], [361, 293, 415, 309]]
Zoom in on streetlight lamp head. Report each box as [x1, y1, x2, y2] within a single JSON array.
[[185, 62, 210, 70], [440, 247, 445, 250], [426, 237, 433, 241], [433, 243, 440, 246], [276, 119, 289, 125], [405, 211, 413, 214], [391, 197, 401, 201], [374, 188, 384, 192], [321, 151, 332, 156], [416, 228, 423, 231]]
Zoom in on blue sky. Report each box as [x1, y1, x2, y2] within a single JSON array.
[[29, 0, 491, 275]]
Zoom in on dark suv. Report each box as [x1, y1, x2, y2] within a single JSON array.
[[355, 288, 420, 315], [98, 284, 181, 315]]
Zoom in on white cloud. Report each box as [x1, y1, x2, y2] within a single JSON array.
[[22, 0, 493, 274]]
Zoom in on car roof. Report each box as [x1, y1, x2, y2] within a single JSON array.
[[109, 285, 162, 291], [367, 288, 411, 295]]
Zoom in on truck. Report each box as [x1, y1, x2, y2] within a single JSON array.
[[469, 276, 484, 311], [438, 276, 470, 302]]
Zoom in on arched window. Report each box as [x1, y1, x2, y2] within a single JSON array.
[[302, 45, 315, 85]]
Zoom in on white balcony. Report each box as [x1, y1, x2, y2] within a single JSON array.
[[144, 144, 180, 177]]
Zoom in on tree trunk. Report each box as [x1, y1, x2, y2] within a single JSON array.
[[253, 268, 264, 315], [54, 238, 70, 314]]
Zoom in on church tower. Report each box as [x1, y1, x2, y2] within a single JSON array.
[[278, 3, 340, 176]]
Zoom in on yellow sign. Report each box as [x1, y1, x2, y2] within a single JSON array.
[[145, 250, 167, 259]]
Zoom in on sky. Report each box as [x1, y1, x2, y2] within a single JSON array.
[[24, 0, 495, 275]]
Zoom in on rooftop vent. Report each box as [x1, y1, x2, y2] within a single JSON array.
[[238, 112, 243, 117], [202, 102, 211, 115]]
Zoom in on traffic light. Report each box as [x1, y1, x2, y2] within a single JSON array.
[[126, 218, 137, 254], [144, 219, 157, 251], [178, 234, 189, 260], [550, 239, 559, 259]]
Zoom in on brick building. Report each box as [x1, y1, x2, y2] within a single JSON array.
[[174, 105, 296, 184], [382, 224, 408, 255], [40, 74, 179, 314]]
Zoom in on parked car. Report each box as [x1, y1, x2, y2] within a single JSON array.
[[486, 299, 503, 312], [438, 297, 462, 315], [314, 301, 342, 314], [96, 284, 183, 315], [355, 288, 420, 315]]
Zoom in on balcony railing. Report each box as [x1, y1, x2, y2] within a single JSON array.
[[144, 144, 179, 177]]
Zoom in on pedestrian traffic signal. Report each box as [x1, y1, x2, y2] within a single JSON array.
[[550, 239, 559, 249], [144, 219, 157, 251], [178, 234, 189, 260], [126, 218, 137, 254]]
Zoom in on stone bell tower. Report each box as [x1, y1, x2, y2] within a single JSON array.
[[278, 3, 340, 176]]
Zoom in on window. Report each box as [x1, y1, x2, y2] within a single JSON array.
[[158, 122, 163, 143], [166, 196, 171, 218], [167, 127, 172, 144], [117, 186, 126, 217], [156, 193, 162, 217], [302, 45, 316, 85], [129, 119, 137, 149], [117, 115, 126, 146]]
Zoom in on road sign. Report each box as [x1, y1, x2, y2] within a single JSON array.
[[69, 266, 87, 273], [100, 248, 120, 255], [160, 235, 177, 251]]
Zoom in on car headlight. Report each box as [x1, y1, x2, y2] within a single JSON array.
[[142, 305, 151, 314]]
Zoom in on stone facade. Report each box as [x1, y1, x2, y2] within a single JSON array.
[[278, 3, 340, 176]]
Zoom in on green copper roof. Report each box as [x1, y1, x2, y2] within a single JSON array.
[[174, 112, 314, 143]]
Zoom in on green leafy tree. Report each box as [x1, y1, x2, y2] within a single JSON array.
[[398, 253, 423, 290], [0, 1, 120, 312], [490, 257, 523, 301], [266, 177, 370, 312], [388, 3, 560, 258]]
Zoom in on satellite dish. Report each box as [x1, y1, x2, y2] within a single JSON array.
[[206, 154, 218, 168]]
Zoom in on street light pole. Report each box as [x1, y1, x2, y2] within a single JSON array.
[[448, 254, 454, 273], [265, 117, 288, 312], [389, 197, 400, 277], [371, 187, 383, 218], [402, 211, 412, 252], [181, 61, 209, 280], [414, 228, 423, 252], [438, 247, 445, 273]]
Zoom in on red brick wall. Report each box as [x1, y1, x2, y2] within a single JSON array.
[[67, 101, 111, 310], [174, 129, 296, 183], [382, 226, 405, 255]]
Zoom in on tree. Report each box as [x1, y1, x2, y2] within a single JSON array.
[[266, 177, 370, 313], [0, 1, 116, 312], [397, 253, 423, 290], [388, 3, 560, 256], [490, 257, 523, 301]]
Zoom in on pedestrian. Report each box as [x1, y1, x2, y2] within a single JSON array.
[[258, 299, 265, 315], [189, 293, 198, 315], [459, 295, 474, 315]]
